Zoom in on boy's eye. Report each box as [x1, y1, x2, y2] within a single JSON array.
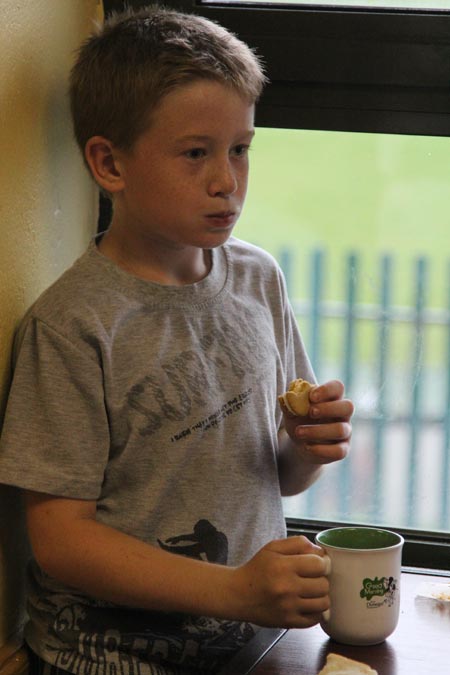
[[185, 148, 206, 160], [232, 144, 250, 157]]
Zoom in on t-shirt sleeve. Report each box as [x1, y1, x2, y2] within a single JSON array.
[[276, 263, 316, 386], [270, 263, 316, 432], [286, 302, 316, 384], [0, 317, 109, 498]]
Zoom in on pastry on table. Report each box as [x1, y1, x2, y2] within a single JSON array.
[[317, 652, 378, 675]]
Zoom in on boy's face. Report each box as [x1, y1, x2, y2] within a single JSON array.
[[112, 79, 255, 253]]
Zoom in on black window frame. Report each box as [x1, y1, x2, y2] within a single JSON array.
[[105, 1, 450, 136], [102, 0, 450, 571]]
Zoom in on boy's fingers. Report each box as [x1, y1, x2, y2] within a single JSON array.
[[293, 553, 330, 578], [309, 399, 354, 420], [264, 538, 330, 577], [266, 535, 323, 557], [310, 379, 344, 402], [305, 442, 350, 464], [298, 575, 330, 598], [296, 421, 352, 442]]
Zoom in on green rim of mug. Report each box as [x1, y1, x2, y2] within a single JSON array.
[[316, 527, 403, 550]]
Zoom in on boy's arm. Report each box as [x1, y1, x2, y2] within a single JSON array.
[[25, 491, 329, 629], [277, 379, 353, 496]]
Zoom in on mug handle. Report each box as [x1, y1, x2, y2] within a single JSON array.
[[322, 554, 331, 622]]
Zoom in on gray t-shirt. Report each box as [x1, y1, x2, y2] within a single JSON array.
[[0, 236, 314, 674]]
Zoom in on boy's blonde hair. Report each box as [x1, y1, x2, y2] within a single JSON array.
[[70, 5, 267, 154]]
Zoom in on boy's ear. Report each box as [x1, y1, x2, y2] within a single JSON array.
[[84, 136, 125, 194]]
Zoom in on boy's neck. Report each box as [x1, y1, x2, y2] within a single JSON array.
[[97, 227, 212, 286]]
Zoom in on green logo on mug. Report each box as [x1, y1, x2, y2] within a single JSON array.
[[360, 576, 397, 605]]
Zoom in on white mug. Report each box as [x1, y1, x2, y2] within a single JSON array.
[[316, 526, 404, 646]]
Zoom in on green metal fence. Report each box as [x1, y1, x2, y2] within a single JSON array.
[[280, 248, 450, 531]]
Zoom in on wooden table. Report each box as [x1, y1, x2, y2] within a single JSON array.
[[221, 570, 450, 675]]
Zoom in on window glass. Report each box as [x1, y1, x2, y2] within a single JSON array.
[[235, 127, 450, 533]]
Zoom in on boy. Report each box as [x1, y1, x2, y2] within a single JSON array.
[[0, 6, 353, 675]]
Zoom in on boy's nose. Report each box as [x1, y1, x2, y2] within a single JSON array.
[[207, 161, 238, 197]]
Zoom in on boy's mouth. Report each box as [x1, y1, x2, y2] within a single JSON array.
[[207, 210, 235, 217], [205, 211, 237, 227]]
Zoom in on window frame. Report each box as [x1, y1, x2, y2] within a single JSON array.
[[105, 0, 450, 135], [102, 0, 450, 571]]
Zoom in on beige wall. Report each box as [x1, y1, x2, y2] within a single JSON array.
[[0, 0, 102, 646]]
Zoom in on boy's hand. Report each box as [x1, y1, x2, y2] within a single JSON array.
[[231, 536, 329, 628], [282, 379, 353, 465]]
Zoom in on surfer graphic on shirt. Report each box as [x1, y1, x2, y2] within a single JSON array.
[[158, 519, 228, 564]]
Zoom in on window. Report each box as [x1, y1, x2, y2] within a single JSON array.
[[235, 126, 450, 539], [104, 1, 450, 138], [103, 1, 450, 569]]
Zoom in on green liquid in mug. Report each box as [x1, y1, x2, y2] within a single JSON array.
[[317, 527, 401, 550]]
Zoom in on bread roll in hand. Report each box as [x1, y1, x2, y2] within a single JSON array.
[[278, 378, 315, 417]]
